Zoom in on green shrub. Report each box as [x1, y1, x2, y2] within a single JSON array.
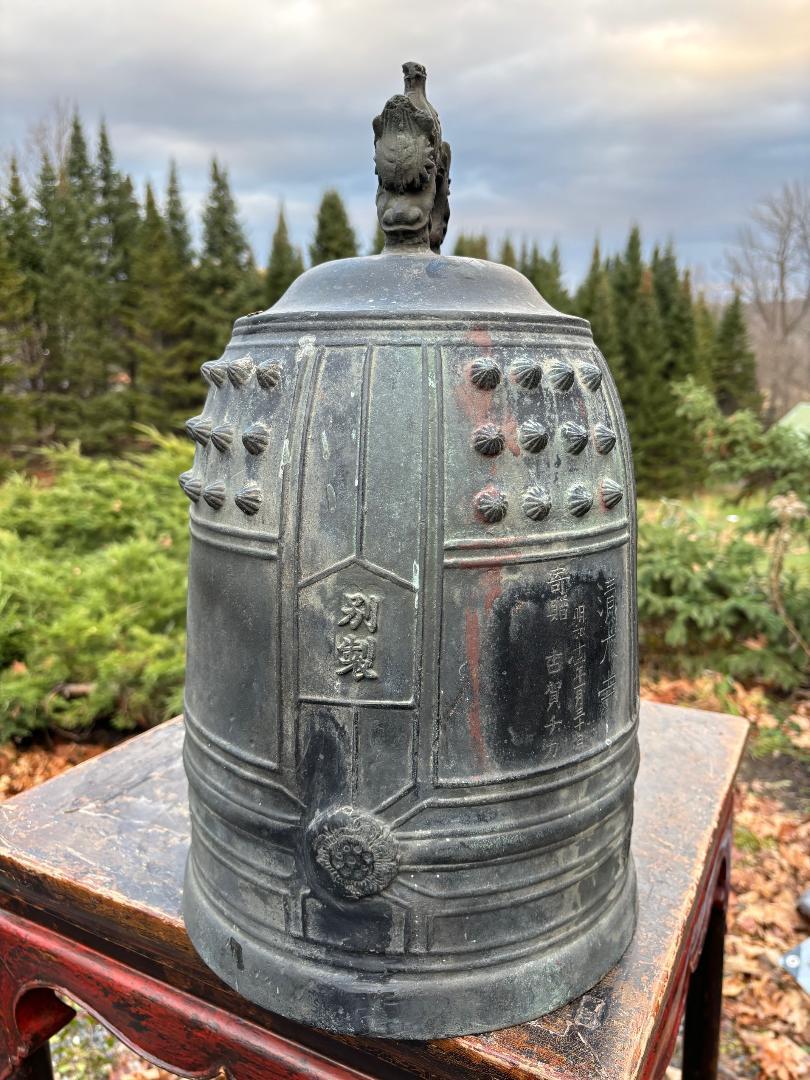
[[0, 431, 189, 738], [637, 499, 809, 690]]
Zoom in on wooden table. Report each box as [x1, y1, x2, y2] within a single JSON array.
[[0, 702, 747, 1080]]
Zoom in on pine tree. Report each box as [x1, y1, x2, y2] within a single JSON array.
[[66, 112, 95, 208], [651, 243, 697, 384], [649, 244, 707, 489], [165, 161, 192, 268], [606, 226, 646, 416], [622, 268, 669, 493], [713, 292, 761, 415], [95, 124, 141, 284], [693, 291, 718, 389], [126, 184, 199, 428], [193, 158, 262, 360], [1, 159, 43, 442], [36, 117, 113, 448], [611, 226, 643, 342], [518, 241, 530, 278], [309, 190, 358, 265], [160, 165, 199, 414], [266, 206, 304, 307], [0, 228, 36, 449], [95, 123, 142, 431], [574, 241, 620, 372], [498, 237, 517, 267], [530, 242, 569, 311], [3, 160, 39, 282], [453, 233, 489, 259]]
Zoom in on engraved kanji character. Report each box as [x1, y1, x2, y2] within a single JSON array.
[[547, 598, 569, 622], [548, 567, 570, 595], [545, 712, 562, 734], [335, 635, 378, 680], [545, 648, 564, 676], [600, 628, 616, 664], [598, 673, 616, 703], [338, 592, 380, 633], [599, 578, 617, 620], [573, 603, 586, 624], [545, 679, 563, 709]]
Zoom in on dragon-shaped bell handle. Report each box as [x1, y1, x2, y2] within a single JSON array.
[[373, 62, 451, 254]]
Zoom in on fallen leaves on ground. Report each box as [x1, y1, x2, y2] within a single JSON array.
[[725, 785, 810, 1080], [0, 739, 108, 801], [645, 675, 810, 1080], [110, 1050, 179, 1080]]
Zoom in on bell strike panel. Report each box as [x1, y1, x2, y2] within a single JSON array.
[[296, 344, 423, 708], [296, 344, 424, 814], [439, 342, 632, 784]]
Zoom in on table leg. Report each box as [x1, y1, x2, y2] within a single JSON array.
[[681, 878, 728, 1079], [8, 1045, 53, 1080]]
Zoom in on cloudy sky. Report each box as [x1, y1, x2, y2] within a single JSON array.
[[2, 0, 809, 287]]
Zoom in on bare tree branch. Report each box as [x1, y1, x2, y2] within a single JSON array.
[[729, 181, 810, 419]]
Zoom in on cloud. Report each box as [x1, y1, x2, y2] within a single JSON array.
[[1, 0, 808, 284]]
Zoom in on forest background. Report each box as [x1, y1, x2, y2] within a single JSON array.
[[0, 112, 808, 1079]]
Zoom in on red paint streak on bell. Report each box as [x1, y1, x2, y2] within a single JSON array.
[[467, 328, 492, 349], [464, 608, 485, 766], [501, 412, 520, 457], [483, 567, 502, 616], [456, 328, 497, 429], [456, 369, 493, 429]]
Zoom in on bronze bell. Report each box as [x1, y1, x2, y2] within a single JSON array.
[[180, 61, 639, 1039]]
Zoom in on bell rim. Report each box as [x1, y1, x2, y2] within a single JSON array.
[[182, 855, 637, 1039]]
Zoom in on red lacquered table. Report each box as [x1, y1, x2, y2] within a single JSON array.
[[0, 701, 747, 1080]]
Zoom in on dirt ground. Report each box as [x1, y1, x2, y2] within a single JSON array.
[[1, 677, 808, 1080]]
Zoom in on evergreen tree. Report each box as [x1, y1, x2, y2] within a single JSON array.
[[160, 165, 199, 413], [651, 243, 697, 385], [531, 241, 569, 311], [0, 227, 36, 449], [713, 292, 761, 415], [127, 184, 198, 428], [650, 244, 707, 483], [622, 268, 670, 492], [95, 123, 140, 285], [36, 118, 113, 448], [1, 159, 43, 442], [607, 226, 646, 419], [95, 123, 142, 429], [66, 111, 95, 208], [498, 237, 517, 267], [2, 160, 39, 282], [193, 158, 262, 359], [611, 225, 643, 344], [574, 241, 620, 371], [265, 206, 304, 307], [693, 291, 718, 389], [453, 233, 489, 259], [165, 161, 192, 268], [309, 190, 358, 265]]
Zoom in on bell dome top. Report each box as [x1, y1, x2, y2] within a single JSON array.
[[240, 252, 586, 326]]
